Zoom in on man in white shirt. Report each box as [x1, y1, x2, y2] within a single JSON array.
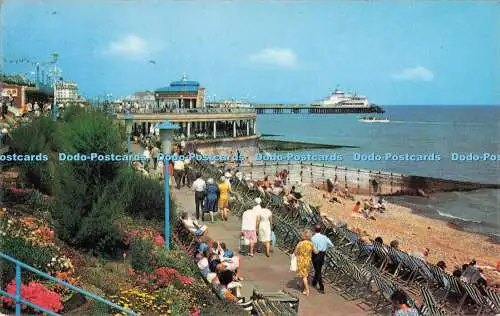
[[182, 212, 208, 237], [241, 198, 261, 257], [151, 146, 160, 170], [173, 158, 185, 189], [143, 147, 151, 170], [192, 173, 206, 220]]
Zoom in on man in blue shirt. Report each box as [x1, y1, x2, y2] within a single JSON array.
[[311, 225, 333, 293]]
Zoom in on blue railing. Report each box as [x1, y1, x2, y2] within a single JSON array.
[[0, 252, 139, 316]]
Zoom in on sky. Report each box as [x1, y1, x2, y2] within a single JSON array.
[[1, 0, 499, 105]]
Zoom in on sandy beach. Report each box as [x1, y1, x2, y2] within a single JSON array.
[[301, 185, 500, 285]]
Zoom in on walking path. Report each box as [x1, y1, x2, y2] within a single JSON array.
[[172, 186, 371, 316]]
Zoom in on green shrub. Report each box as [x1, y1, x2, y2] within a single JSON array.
[[129, 237, 155, 273], [154, 249, 197, 278], [8, 117, 57, 194], [0, 236, 55, 286], [79, 267, 121, 294], [113, 170, 164, 220]]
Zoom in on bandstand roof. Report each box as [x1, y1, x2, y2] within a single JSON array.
[[155, 75, 200, 93]]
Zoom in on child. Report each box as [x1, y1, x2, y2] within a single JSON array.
[[270, 224, 276, 252], [220, 242, 233, 258]]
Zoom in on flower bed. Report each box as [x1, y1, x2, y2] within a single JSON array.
[[1, 280, 64, 313], [0, 210, 76, 314]]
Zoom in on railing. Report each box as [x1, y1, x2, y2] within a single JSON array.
[[219, 160, 406, 195], [115, 107, 256, 115], [0, 252, 138, 316]]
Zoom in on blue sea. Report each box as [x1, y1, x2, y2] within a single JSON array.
[[257, 106, 500, 237]]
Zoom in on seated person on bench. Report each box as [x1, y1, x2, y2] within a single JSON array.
[[182, 212, 208, 237]]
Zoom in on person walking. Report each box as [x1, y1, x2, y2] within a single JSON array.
[[293, 229, 318, 296], [151, 145, 160, 171], [218, 176, 231, 221], [192, 173, 206, 221], [311, 224, 333, 294], [205, 178, 219, 223], [257, 205, 273, 257], [173, 156, 185, 189], [241, 198, 260, 257]]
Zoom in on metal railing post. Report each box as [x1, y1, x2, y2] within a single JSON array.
[[344, 167, 347, 189], [15, 264, 21, 316], [390, 173, 393, 194], [368, 170, 372, 195], [357, 169, 360, 194], [310, 163, 313, 184]]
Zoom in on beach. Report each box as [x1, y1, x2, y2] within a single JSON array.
[[301, 185, 500, 285]]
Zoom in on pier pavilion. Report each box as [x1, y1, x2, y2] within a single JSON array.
[[154, 75, 205, 110], [116, 109, 257, 139]]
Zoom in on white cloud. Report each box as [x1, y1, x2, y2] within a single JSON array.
[[392, 66, 434, 81], [249, 48, 298, 67], [103, 34, 158, 59]]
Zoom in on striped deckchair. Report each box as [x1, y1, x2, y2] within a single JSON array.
[[484, 288, 500, 314], [368, 266, 398, 312], [420, 285, 447, 316], [460, 282, 495, 316]]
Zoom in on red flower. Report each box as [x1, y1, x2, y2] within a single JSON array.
[[1, 279, 63, 313], [153, 235, 165, 246], [149, 267, 193, 287], [189, 306, 201, 316]]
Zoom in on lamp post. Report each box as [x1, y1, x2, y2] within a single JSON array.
[[52, 65, 58, 121], [124, 113, 134, 165], [157, 120, 179, 250]]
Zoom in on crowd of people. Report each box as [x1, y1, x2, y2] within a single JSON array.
[[363, 235, 494, 293]]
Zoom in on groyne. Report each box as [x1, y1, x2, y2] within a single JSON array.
[[258, 139, 357, 151], [232, 161, 500, 196]]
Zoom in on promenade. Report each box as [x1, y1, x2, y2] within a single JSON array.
[[171, 186, 371, 316]]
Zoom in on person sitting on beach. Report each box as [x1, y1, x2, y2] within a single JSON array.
[[262, 176, 270, 189], [461, 259, 481, 283], [452, 265, 463, 278], [390, 240, 400, 250], [386, 240, 401, 273], [377, 197, 387, 210], [279, 169, 289, 185], [289, 186, 302, 200], [182, 212, 208, 237], [411, 247, 429, 262], [331, 192, 345, 205], [390, 290, 419, 316], [352, 201, 362, 213], [365, 198, 375, 210], [272, 181, 284, 195], [436, 261, 451, 288], [362, 205, 376, 220]]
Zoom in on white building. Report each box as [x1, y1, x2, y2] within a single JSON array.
[[55, 81, 80, 103]]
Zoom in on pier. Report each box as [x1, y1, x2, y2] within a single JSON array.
[[206, 103, 385, 114]]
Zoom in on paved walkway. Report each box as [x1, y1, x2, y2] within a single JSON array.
[[172, 186, 371, 316]]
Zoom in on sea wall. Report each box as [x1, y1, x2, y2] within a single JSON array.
[[186, 135, 259, 162], [232, 161, 500, 196]]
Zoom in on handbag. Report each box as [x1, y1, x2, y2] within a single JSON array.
[[289, 254, 297, 272]]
